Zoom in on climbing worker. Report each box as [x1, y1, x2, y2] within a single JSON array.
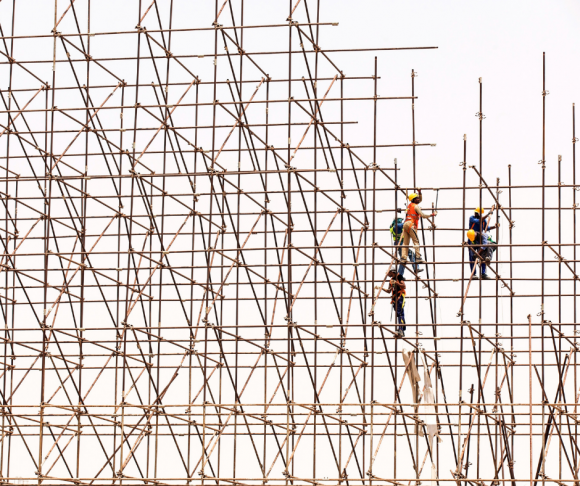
[[469, 205, 498, 234], [390, 217, 423, 275], [467, 205, 500, 269], [466, 229, 490, 280], [400, 192, 436, 267], [386, 270, 407, 337]]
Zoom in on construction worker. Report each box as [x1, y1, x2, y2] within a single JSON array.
[[467, 229, 490, 280], [467, 205, 499, 276], [386, 271, 407, 337], [400, 192, 436, 266], [390, 217, 423, 275], [469, 205, 498, 233]]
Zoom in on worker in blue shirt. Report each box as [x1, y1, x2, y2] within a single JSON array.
[[468, 205, 497, 233], [390, 217, 423, 275]]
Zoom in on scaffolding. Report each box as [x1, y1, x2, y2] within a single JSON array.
[[0, 1, 578, 486]]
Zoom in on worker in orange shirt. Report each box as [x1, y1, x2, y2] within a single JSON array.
[[386, 270, 407, 337], [400, 192, 436, 267]]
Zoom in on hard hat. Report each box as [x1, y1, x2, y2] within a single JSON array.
[[409, 193, 419, 201], [474, 207, 484, 214], [467, 229, 476, 242]]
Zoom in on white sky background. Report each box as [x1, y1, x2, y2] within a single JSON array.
[[326, 0, 580, 326], [3, 0, 580, 483]]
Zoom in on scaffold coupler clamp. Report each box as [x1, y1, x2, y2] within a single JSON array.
[[537, 303, 545, 319]]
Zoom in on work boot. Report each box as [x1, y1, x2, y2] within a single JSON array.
[[481, 273, 491, 280], [415, 267, 424, 273], [415, 258, 427, 264], [472, 275, 479, 280]]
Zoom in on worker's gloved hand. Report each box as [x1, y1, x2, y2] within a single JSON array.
[[431, 211, 437, 217], [496, 223, 501, 228]]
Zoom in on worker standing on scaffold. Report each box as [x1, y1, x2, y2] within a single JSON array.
[[390, 217, 423, 275], [386, 270, 407, 337], [400, 190, 436, 268]]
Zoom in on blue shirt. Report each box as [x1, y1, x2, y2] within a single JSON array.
[[468, 215, 488, 233]]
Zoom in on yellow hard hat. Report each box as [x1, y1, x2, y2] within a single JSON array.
[[467, 229, 476, 242], [409, 193, 419, 201], [474, 207, 484, 214]]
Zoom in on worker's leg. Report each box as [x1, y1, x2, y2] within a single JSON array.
[[408, 225, 422, 260], [484, 246, 492, 262], [401, 221, 412, 260], [397, 296, 406, 333], [409, 249, 417, 272], [481, 262, 487, 275], [397, 247, 405, 276], [391, 301, 399, 335], [469, 249, 477, 275], [407, 248, 424, 273]]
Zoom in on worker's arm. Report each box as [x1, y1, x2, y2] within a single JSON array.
[[416, 205, 437, 229], [483, 204, 496, 220], [415, 205, 436, 221]]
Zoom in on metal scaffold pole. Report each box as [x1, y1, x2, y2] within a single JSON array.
[[0, 3, 578, 486]]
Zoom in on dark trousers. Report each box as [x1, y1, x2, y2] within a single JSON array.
[[392, 295, 406, 330], [469, 248, 486, 275]]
